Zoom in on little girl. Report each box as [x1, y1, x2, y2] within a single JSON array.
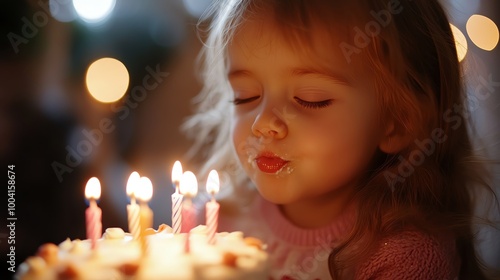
[[184, 0, 497, 279]]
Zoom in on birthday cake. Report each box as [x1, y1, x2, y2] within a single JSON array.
[[15, 225, 270, 280]]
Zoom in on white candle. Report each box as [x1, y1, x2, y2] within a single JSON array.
[[126, 171, 141, 240], [171, 161, 183, 234], [137, 176, 153, 252], [180, 171, 198, 234], [84, 177, 102, 249], [205, 170, 220, 245]]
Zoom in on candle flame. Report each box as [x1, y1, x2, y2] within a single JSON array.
[[171, 161, 183, 185], [136, 177, 153, 202], [180, 171, 198, 197], [85, 177, 101, 200], [126, 171, 140, 196], [206, 170, 220, 194]]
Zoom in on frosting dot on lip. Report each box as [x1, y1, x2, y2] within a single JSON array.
[[276, 164, 294, 176]]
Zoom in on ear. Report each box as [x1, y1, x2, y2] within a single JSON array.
[[378, 120, 411, 154]]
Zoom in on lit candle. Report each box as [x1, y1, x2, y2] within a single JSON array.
[[136, 176, 153, 251], [171, 161, 183, 234], [126, 171, 141, 240], [84, 177, 102, 249], [180, 171, 198, 234], [205, 170, 220, 245]]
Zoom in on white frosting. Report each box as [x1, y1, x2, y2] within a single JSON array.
[[15, 226, 269, 280]]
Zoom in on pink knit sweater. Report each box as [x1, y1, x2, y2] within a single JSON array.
[[219, 195, 460, 280]]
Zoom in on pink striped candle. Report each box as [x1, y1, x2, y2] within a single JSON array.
[[171, 161, 183, 234], [126, 172, 141, 240], [205, 170, 220, 245], [181, 199, 195, 233], [84, 177, 102, 249], [172, 192, 183, 233], [180, 171, 198, 234], [127, 203, 140, 240]]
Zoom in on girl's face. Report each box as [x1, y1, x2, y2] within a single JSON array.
[[229, 17, 387, 207]]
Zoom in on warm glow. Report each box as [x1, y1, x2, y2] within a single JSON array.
[[180, 171, 198, 197], [136, 177, 153, 202], [85, 177, 101, 200], [450, 24, 468, 62], [206, 170, 220, 195], [466, 14, 499, 51], [86, 57, 129, 103], [171, 161, 183, 185], [72, 0, 115, 23], [126, 171, 140, 197]]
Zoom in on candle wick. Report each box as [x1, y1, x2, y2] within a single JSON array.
[[131, 196, 136, 205]]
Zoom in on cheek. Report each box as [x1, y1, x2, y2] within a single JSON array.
[[231, 116, 253, 158], [300, 129, 379, 191], [338, 97, 383, 146], [298, 108, 382, 173], [231, 118, 242, 154], [333, 110, 383, 173]]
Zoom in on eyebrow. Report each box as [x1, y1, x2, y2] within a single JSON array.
[[227, 69, 252, 80], [290, 68, 352, 86], [227, 68, 353, 86]]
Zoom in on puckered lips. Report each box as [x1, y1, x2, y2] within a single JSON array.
[[255, 152, 289, 174]]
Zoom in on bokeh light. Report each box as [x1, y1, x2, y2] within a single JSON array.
[[182, 0, 212, 18], [466, 14, 499, 51], [49, 0, 77, 22], [85, 57, 129, 103], [72, 0, 116, 23], [450, 24, 468, 62]]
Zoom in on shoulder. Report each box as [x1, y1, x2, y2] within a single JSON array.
[[355, 230, 460, 280]]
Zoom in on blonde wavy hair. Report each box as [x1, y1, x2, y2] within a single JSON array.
[[183, 0, 498, 278]]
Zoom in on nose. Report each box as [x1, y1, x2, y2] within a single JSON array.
[[251, 106, 288, 140]]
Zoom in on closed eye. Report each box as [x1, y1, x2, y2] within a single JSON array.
[[231, 96, 260, 105], [294, 97, 332, 109]]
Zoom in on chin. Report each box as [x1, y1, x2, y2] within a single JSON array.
[[247, 171, 295, 201], [254, 185, 297, 205], [259, 193, 290, 205]]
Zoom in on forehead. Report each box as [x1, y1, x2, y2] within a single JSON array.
[[227, 12, 369, 82]]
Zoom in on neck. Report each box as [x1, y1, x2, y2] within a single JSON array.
[[279, 187, 354, 228]]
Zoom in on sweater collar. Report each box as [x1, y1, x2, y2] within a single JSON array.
[[259, 196, 355, 247]]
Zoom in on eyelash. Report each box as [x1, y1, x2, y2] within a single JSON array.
[[231, 96, 260, 105], [231, 96, 332, 109], [294, 97, 332, 109]]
